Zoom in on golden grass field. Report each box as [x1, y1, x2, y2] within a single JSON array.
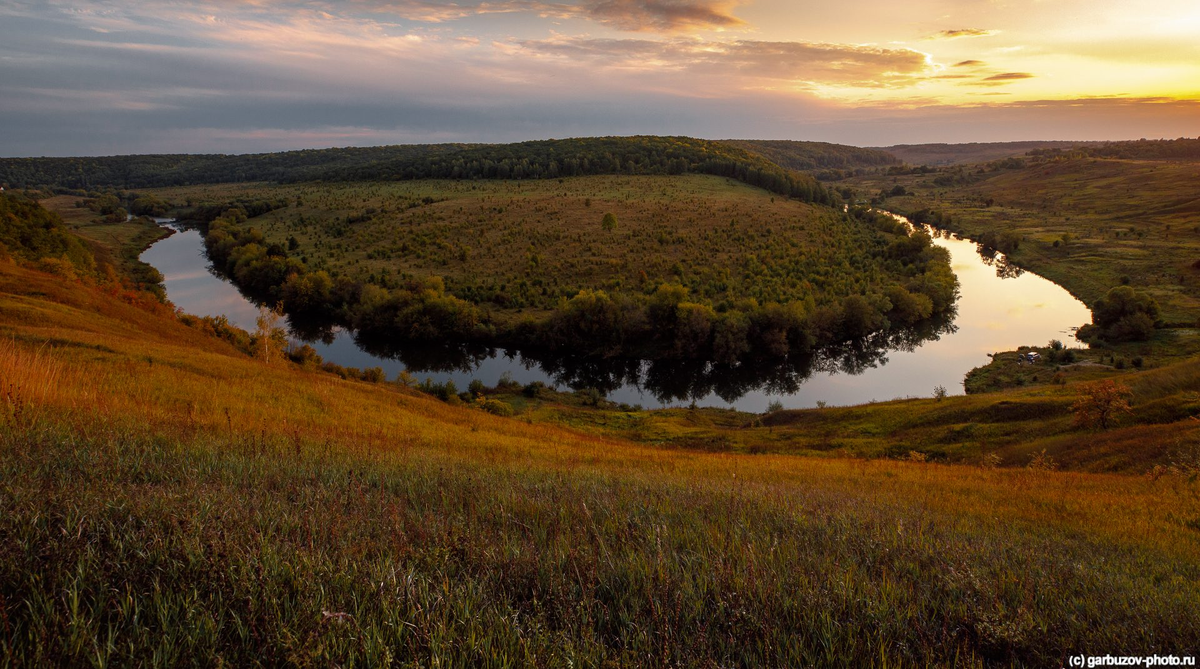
[[2, 255, 1200, 665]]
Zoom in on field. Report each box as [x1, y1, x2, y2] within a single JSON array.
[[3, 259, 1200, 666], [848, 157, 1200, 324], [149, 175, 928, 314]]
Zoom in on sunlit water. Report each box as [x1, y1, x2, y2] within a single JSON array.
[[141, 215, 1090, 411]]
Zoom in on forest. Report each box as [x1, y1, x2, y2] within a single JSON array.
[[723, 139, 900, 171], [167, 175, 958, 363], [1028, 137, 1200, 161], [0, 136, 908, 208]]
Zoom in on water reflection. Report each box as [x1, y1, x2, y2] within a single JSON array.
[[141, 214, 1089, 412], [354, 309, 951, 406]]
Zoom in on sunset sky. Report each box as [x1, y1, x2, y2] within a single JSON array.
[[1, 0, 1197, 155]]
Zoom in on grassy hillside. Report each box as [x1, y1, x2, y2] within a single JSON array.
[[849, 156, 1200, 324], [2, 258, 1200, 666]]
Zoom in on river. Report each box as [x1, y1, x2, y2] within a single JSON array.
[[140, 215, 1090, 411]]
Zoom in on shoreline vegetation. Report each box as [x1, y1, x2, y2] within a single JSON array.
[[192, 189, 957, 364]]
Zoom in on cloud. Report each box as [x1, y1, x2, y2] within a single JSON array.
[[983, 72, 1034, 81], [927, 28, 997, 40], [582, 0, 744, 32], [953, 60, 985, 68], [355, 0, 744, 32], [512, 36, 934, 89]]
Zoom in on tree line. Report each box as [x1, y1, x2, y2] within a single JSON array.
[[196, 202, 958, 364], [1, 136, 842, 207], [1028, 137, 1200, 162], [305, 137, 838, 207]]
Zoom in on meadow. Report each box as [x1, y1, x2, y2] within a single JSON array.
[[2, 259, 1200, 666]]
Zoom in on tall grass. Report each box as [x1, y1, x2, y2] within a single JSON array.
[[2, 262, 1200, 666]]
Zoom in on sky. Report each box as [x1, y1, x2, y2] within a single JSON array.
[[1, 0, 1197, 156]]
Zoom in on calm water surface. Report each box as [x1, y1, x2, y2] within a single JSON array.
[[141, 215, 1090, 411]]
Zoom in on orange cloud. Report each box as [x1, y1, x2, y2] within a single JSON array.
[[927, 28, 998, 40], [584, 0, 744, 32], [513, 36, 934, 89], [367, 0, 744, 32], [984, 72, 1035, 81]]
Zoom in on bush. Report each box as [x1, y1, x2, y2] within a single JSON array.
[[522, 381, 548, 398], [1071, 379, 1133, 430], [361, 367, 387, 384], [475, 397, 515, 417], [286, 344, 323, 368], [1080, 286, 1160, 343]]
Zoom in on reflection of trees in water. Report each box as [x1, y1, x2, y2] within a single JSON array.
[[335, 310, 958, 405], [974, 244, 1024, 279]]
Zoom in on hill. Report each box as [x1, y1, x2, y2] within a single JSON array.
[[0, 144, 474, 190], [719, 139, 899, 172], [2, 251, 1199, 665], [1, 137, 838, 205], [877, 141, 1103, 166]]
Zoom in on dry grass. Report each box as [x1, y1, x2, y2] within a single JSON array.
[[1, 262, 1199, 666]]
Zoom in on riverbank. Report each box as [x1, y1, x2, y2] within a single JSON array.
[[134, 201, 1088, 411], [845, 157, 1200, 324]]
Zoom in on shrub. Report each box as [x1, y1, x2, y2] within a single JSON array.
[[394, 370, 417, 387], [1027, 450, 1059, 471], [522, 381, 548, 398], [475, 396, 515, 417], [286, 344, 323, 368], [361, 367, 386, 384], [1071, 379, 1133, 430]]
